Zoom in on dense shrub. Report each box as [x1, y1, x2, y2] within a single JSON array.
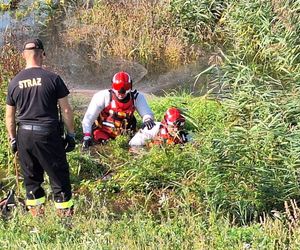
[[0, 43, 24, 171], [169, 0, 228, 43]]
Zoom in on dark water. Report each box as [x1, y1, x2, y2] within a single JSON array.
[[0, 3, 210, 97]]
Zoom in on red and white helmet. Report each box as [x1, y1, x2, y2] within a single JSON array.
[[164, 107, 185, 128], [112, 71, 132, 95]]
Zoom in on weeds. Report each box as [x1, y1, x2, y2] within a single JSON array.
[[2, 0, 300, 248], [63, 0, 219, 69]]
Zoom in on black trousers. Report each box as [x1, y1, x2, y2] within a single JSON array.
[[17, 126, 72, 203]]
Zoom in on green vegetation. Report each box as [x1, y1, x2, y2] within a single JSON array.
[[63, 0, 225, 68], [1, 0, 300, 248], [0, 1, 20, 11]]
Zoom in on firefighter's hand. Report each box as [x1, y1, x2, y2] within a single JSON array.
[[82, 136, 92, 150], [142, 118, 155, 130], [10, 138, 17, 154], [64, 133, 76, 152]]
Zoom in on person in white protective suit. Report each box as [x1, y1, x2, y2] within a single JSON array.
[[129, 107, 189, 148], [82, 71, 155, 149]]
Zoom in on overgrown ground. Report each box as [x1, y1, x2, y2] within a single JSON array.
[[1, 0, 300, 249]]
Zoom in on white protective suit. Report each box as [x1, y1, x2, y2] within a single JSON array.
[[129, 122, 161, 146], [82, 89, 154, 135]]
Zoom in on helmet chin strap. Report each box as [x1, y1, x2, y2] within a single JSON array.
[[162, 119, 183, 137]]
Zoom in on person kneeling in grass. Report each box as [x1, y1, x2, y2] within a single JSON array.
[[129, 107, 190, 149], [82, 71, 155, 149]]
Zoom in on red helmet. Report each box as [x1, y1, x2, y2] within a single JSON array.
[[112, 71, 132, 94], [164, 107, 185, 128]]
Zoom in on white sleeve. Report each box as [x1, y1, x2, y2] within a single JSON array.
[[82, 90, 110, 134], [134, 92, 154, 122], [129, 122, 160, 146]]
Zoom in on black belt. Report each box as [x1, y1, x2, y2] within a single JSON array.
[[19, 124, 53, 132]]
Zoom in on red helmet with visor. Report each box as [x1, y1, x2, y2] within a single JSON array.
[[112, 71, 132, 95], [164, 107, 185, 128]]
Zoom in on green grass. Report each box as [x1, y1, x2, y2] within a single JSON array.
[[1, 0, 300, 248], [1, 205, 299, 249]]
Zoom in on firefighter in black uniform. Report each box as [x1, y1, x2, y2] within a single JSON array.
[[5, 38, 75, 217]]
